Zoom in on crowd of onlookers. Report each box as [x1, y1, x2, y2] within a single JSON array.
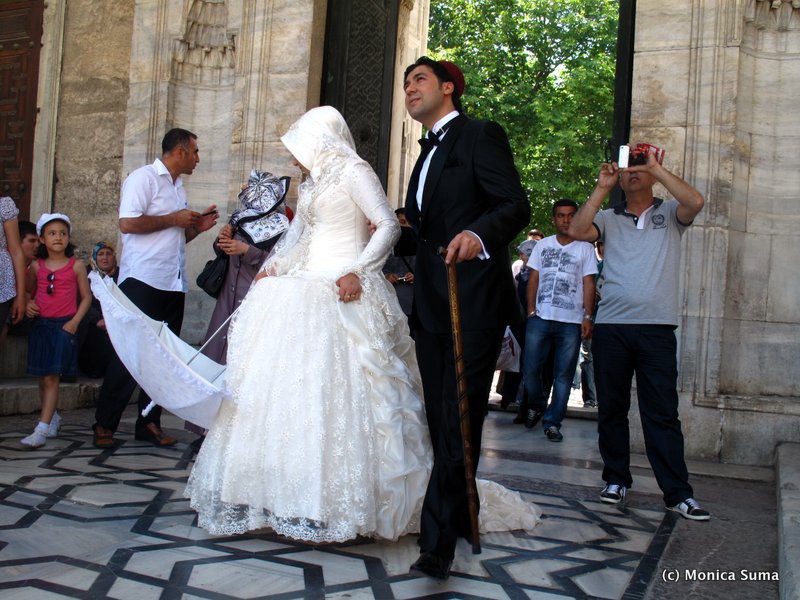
[[1, 126, 712, 521]]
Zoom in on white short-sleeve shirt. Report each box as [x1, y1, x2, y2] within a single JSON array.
[[118, 159, 189, 292]]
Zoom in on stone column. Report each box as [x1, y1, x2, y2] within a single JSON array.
[[386, 0, 429, 209], [630, 0, 800, 465]]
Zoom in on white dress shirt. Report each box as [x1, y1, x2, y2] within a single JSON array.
[[415, 111, 488, 258], [118, 158, 189, 292]]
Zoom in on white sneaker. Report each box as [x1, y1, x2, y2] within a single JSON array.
[[668, 497, 711, 521], [600, 483, 627, 504], [46, 412, 61, 438], [20, 428, 48, 448]]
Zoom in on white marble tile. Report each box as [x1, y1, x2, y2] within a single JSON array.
[[107, 576, 164, 600], [50, 457, 118, 473], [49, 501, 144, 519], [23, 475, 104, 493], [527, 517, 610, 544], [188, 558, 305, 595], [335, 535, 420, 576], [563, 547, 631, 562], [283, 549, 369, 585], [574, 566, 634, 599], [0, 459, 58, 485], [325, 588, 381, 599], [102, 455, 182, 471], [124, 546, 228, 580], [0, 514, 139, 563], [101, 472, 159, 482], [4, 491, 43, 506], [524, 589, 572, 599], [214, 538, 293, 553], [393, 574, 511, 599], [0, 587, 73, 599], [481, 530, 564, 552], [67, 483, 160, 506], [0, 561, 97, 590], [452, 544, 516, 577], [602, 528, 657, 554], [147, 514, 220, 541], [505, 557, 578, 589], [0, 504, 30, 527]]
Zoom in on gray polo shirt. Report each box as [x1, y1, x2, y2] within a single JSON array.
[[593, 198, 689, 326]]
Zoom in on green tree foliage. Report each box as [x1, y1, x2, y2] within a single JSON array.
[[428, 0, 618, 235]]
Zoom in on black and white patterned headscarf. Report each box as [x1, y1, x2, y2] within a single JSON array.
[[229, 170, 291, 250]]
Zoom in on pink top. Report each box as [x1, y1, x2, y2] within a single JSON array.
[[35, 257, 78, 318]]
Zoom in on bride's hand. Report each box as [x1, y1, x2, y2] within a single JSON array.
[[336, 273, 362, 303], [255, 271, 269, 282]]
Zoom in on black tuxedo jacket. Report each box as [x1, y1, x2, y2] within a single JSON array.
[[401, 114, 530, 334]]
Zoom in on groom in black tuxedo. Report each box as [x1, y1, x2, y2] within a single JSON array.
[[401, 57, 530, 579]]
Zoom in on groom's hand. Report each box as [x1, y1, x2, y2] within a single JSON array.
[[445, 231, 482, 264]]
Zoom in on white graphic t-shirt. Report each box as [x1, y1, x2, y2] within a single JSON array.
[[527, 236, 598, 324]]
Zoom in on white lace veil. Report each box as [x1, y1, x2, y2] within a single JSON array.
[[261, 106, 360, 274]]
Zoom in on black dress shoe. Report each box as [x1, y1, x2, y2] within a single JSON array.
[[409, 552, 452, 580], [525, 409, 543, 429]]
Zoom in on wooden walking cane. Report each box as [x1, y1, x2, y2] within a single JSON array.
[[438, 247, 482, 554]]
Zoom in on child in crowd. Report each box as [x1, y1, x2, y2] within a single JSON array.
[[5, 221, 40, 338], [21, 213, 91, 448]]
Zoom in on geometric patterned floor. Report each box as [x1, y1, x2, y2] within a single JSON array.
[[0, 417, 676, 600]]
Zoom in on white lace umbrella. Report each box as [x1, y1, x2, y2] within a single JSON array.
[[89, 272, 226, 430]]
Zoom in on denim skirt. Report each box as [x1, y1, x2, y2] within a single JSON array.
[[27, 316, 78, 376]]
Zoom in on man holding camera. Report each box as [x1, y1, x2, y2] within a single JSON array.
[[569, 145, 710, 521]]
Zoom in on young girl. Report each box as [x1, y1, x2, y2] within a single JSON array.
[[21, 213, 91, 448]]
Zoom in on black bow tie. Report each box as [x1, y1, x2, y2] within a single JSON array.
[[418, 125, 449, 155]]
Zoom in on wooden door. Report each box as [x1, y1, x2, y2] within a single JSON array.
[[0, 0, 43, 220], [321, 0, 400, 188]]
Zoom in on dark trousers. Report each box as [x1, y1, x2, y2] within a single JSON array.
[[93, 278, 185, 435], [593, 324, 693, 506], [415, 325, 503, 560]]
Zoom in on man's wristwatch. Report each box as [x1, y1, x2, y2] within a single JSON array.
[[583, 313, 593, 322], [529, 309, 537, 317]]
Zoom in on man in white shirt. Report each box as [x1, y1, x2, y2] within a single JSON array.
[[92, 128, 218, 449], [522, 199, 597, 442]]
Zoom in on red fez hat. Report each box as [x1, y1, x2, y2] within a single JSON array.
[[438, 60, 465, 97]]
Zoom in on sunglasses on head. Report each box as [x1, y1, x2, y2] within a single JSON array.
[[46, 272, 55, 295]]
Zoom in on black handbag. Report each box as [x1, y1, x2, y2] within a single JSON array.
[[196, 248, 228, 298]]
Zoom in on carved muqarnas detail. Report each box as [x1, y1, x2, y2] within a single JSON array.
[[748, 0, 800, 31], [173, 0, 236, 84]]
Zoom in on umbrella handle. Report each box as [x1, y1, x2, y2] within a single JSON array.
[[187, 303, 244, 367]]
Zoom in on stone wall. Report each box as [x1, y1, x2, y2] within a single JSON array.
[[40, 0, 429, 342], [51, 1, 135, 254], [629, 0, 800, 465]]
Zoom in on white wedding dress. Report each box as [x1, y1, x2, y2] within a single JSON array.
[[185, 106, 539, 542]]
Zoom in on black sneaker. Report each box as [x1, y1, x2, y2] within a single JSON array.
[[544, 426, 563, 442], [600, 484, 627, 504], [524, 409, 543, 429], [667, 498, 711, 521]]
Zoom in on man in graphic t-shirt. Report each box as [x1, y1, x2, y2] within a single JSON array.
[[522, 199, 597, 442]]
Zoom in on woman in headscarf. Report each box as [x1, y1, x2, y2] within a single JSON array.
[[185, 106, 539, 543]]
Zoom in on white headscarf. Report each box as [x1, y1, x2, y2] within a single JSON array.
[[280, 106, 358, 181], [260, 106, 362, 275]]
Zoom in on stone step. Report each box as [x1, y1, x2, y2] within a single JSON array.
[[1, 335, 28, 379], [0, 377, 101, 416]]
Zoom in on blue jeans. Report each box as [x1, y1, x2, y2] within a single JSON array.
[[523, 316, 582, 430]]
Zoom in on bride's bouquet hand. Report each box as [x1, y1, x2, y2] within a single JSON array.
[[336, 273, 362, 303]]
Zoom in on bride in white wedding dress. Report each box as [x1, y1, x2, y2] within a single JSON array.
[[185, 106, 539, 543]]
